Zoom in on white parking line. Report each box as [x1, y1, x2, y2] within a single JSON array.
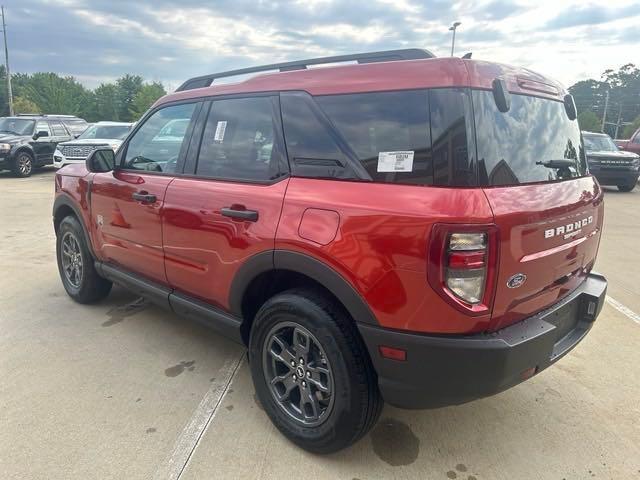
[[606, 296, 640, 325], [153, 353, 245, 480]]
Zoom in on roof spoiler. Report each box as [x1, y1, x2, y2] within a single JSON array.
[[175, 48, 435, 92]]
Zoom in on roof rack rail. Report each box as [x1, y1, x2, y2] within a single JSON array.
[[175, 48, 435, 92], [15, 113, 79, 118]]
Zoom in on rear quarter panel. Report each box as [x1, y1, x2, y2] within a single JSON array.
[[276, 178, 494, 334]]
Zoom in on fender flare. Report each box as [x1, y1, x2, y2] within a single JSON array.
[[229, 249, 379, 326], [10, 144, 35, 161], [52, 194, 96, 258]]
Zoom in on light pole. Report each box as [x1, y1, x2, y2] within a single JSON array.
[[449, 21, 461, 57]]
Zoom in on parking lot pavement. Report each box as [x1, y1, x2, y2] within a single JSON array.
[[1, 170, 639, 480]]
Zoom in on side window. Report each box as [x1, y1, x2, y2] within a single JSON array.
[[195, 96, 286, 181], [317, 90, 432, 185], [430, 88, 475, 186], [123, 103, 197, 173], [50, 121, 68, 136], [35, 121, 51, 137], [633, 133, 640, 144]]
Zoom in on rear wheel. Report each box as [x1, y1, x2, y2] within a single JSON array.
[[56, 215, 112, 303], [617, 182, 636, 192], [249, 288, 382, 454], [11, 151, 34, 177]]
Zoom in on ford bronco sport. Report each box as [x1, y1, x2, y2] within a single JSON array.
[[53, 49, 607, 453]]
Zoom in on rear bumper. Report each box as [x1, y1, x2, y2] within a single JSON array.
[[359, 272, 607, 409]]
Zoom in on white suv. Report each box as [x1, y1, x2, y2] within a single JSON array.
[[53, 121, 133, 168]]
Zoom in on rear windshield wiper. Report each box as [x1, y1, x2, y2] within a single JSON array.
[[535, 159, 576, 169]]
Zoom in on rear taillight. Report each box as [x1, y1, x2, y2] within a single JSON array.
[[428, 225, 499, 316]]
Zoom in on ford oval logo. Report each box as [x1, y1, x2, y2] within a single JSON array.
[[507, 273, 527, 289]]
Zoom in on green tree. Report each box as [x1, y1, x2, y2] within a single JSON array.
[[16, 72, 92, 116], [130, 82, 166, 119], [0, 65, 7, 116], [93, 83, 123, 122], [116, 74, 144, 122], [577, 111, 601, 132], [13, 96, 40, 114]]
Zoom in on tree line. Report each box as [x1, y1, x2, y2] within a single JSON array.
[[0, 66, 166, 123], [570, 63, 640, 139]]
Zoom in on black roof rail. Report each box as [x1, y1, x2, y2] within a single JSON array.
[[175, 48, 435, 92], [15, 113, 80, 118]]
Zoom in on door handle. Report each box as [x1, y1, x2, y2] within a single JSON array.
[[221, 207, 259, 222], [132, 191, 157, 203]]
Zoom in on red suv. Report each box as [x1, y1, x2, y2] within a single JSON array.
[[53, 49, 607, 453]]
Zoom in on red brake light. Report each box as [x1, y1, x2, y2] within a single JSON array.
[[428, 224, 499, 316]]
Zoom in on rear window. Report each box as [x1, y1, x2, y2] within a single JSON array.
[[474, 91, 587, 186]]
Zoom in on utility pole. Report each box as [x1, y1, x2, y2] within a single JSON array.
[[601, 89, 609, 134], [614, 106, 622, 139], [1, 6, 12, 116], [449, 22, 461, 57]]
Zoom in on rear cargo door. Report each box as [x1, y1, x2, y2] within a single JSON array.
[[472, 89, 604, 331]]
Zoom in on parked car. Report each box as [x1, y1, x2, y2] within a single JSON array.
[[615, 127, 640, 156], [583, 131, 639, 191], [0, 114, 84, 177], [53, 122, 133, 168], [53, 49, 607, 453]]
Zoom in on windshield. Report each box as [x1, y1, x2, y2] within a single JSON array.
[[474, 91, 587, 186], [583, 134, 618, 152], [0, 118, 36, 136], [79, 124, 131, 140]]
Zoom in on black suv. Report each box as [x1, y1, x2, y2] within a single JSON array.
[[582, 131, 640, 192], [0, 115, 88, 177]]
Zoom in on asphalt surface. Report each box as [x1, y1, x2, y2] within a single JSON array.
[[1, 168, 639, 480]]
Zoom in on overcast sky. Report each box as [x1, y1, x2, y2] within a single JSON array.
[[5, 0, 639, 91]]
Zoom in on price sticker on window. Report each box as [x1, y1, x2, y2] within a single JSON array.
[[213, 121, 227, 143], [377, 151, 414, 172]]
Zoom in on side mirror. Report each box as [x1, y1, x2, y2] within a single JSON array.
[[73, 134, 80, 139], [86, 148, 115, 173], [33, 130, 49, 140]]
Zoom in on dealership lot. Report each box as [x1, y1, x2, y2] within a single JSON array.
[[1, 169, 639, 480]]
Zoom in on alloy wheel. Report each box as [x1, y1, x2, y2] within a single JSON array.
[[262, 322, 334, 427], [61, 231, 83, 288], [17, 153, 33, 176]]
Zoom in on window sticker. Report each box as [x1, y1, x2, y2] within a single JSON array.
[[213, 121, 227, 143], [377, 151, 414, 172]]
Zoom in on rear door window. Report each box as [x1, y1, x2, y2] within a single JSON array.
[[195, 96, 287, 182], [49, 121, 68, 137], [473, 90, 587, 186], [316, 90, 433, 185]]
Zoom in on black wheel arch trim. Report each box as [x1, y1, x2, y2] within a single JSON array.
[[229, 249, 379, 326], [53, 194, 96, 258]]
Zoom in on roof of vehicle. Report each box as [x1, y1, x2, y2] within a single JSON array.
[[582, 131, 609, 137], [92, 121, 133, 126], [10, 114, 86, 121], [156, 51, 567, 109]]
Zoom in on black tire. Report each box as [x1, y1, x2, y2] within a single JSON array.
[[11, 151, 34, 178], [56, 215, 112, 304], [249, 288, 382, 454], [617, 182, 636, 192]]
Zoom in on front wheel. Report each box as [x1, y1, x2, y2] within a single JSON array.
[[11, 151, 34, 177], [249, 288, 382, 454], [56, 215, 112, 303]]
